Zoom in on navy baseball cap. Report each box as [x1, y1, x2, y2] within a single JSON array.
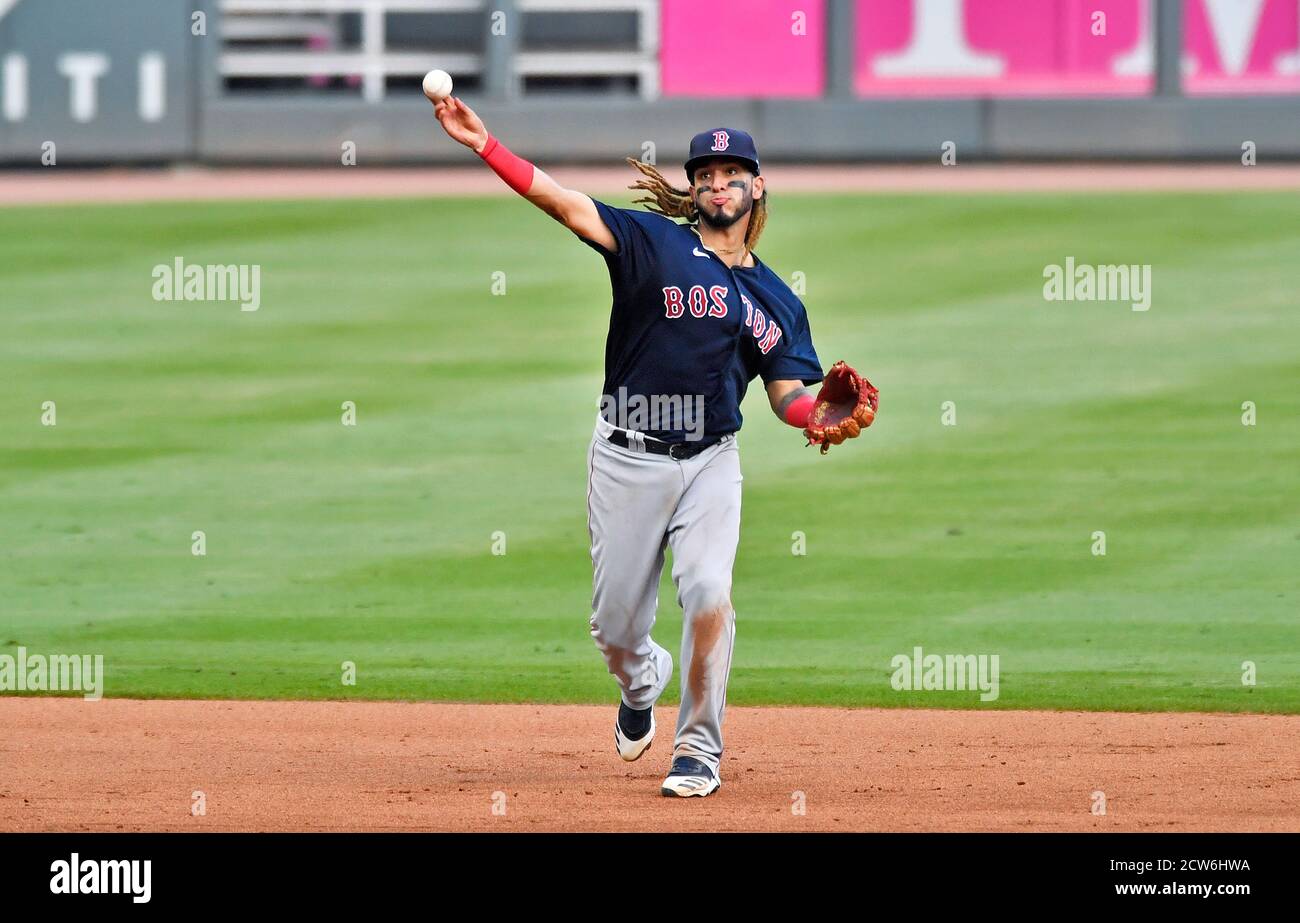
[[684, 128, 761, 182]]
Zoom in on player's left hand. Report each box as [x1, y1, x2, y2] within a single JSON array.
[[803, 361, 879, 454]]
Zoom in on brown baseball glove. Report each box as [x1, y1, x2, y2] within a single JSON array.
[[804, 361, 879, 454]]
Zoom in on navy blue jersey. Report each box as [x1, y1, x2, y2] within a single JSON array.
[[576, 197, 823, 443]]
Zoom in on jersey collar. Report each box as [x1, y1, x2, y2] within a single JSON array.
[[688, 223, 761, 271]]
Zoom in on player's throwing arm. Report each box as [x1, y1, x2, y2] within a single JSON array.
[[431, 95, 617, 254]]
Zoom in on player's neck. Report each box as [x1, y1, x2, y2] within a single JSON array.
[[697, 220, 753, 269]]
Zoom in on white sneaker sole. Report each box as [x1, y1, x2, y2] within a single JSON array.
[[660, 773, 721, 798], [615, 712, 655, 762]]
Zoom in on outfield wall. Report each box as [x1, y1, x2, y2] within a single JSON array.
[[3, 0, 1300, 165]]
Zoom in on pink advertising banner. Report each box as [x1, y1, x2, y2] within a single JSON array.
[[855, 0, 1300, 97], [660, 0, 1300, 98], [660, 0, 826, 98], [1184, 0, 1300, 94]]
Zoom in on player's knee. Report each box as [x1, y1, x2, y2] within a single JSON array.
[[589, 605, 639, 650], [681, 578, 732, 620]]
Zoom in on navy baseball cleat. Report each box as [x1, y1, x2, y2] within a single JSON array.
[[614, 701, 656, 762], [660, 756, 721, 798]]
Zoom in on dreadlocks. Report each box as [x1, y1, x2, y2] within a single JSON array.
[[624, 157, 768, 254]]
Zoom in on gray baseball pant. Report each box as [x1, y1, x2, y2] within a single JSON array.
[[585, 414, 741, 776]]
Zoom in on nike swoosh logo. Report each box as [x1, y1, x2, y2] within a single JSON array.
[[692, 247, 711, 258]]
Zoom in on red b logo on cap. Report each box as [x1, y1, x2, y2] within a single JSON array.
[[711, 130, 730, 152]]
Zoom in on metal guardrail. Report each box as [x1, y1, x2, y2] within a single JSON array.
[[220, 14, 335, 41], [218, 0, 660, 101], [516, 0, 658, 98]]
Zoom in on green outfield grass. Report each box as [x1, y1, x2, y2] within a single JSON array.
[[2, 190, 1297, 712]]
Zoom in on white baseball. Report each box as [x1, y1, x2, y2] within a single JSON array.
[[422, 69, 453, 102]]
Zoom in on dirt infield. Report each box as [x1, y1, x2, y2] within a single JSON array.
[[5, 163, 1300, 207], [2, 699, 1295, 832]]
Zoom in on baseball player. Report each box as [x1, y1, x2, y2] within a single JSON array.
[[433, 97, 875, 797]]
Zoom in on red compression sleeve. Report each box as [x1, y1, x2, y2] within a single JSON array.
[[477, 134, 535, 196], [783, 393, 815, 428]]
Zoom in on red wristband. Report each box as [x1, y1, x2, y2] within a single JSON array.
[[477, 133, 535, 196], [783, 392, 815, 429]]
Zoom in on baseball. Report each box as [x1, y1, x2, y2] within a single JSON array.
[[422, 69, 453, 102]]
